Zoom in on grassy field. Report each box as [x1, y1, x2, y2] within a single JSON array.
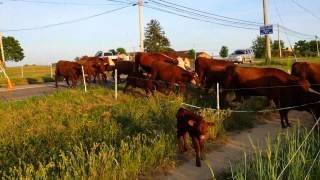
[[0, 85, 262, 179], [0, 65, 54, 87], [227, 127, 320, 179]]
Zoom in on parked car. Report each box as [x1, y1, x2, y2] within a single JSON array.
[[228, 49, 254, 64], [95, 51, 119, 61]]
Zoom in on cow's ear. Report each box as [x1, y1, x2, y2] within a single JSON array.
[[207, 122, 215, 126], [187, 120, 196, 127]]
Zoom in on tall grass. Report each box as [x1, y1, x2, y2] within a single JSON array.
[[229, 127, 320, 180], [0, 87, 232, 178]]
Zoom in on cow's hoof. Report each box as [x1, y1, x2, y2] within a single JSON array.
[[196, 161, 201, 167], [287, 123, 291, 127]]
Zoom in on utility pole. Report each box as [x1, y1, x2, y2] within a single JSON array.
[[263, 0, 272, 63], [278, 24, 282, 58], [316, 35, 320, 57], [0, 32, 5, 68], [138, 0, 144, 52]]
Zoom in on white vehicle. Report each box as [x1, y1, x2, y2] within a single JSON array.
[[95, 51, 119, 61], [228, 49, 254, 64]]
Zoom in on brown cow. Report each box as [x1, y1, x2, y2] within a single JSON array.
[[123, 72, 153, 95], [291, 62, 320, 91], [77, 56, 108, 83], [105, 60, 135, 79], [55, 60, 82, 88], [135, 52, 178, 73], [195, 57, 234, 88], [224, 66, 320, 128], [176, 108, 214, 167], [147, 60, 199, 94]]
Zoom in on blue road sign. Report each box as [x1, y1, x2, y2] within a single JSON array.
[[260, 25, 273, 35]]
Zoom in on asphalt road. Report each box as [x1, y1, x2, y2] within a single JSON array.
[[0, 83, 63, 101]]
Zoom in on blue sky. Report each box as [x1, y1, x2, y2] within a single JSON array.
[[0, 0, 319, 66]]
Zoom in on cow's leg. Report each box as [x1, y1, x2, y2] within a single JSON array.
[[200, 140, 206, 160], [65, 77, 70, 87], [167, 82, 175, 95], [192, 137, 201, 167], [179, 83, 186, 94], [177, 131, 186, 153], [279, 110, 286, 128], [55, 74, 59, 88], [284, 110, 291, 127], [182, 133, 189, 152], [123, 83, 130, 93]]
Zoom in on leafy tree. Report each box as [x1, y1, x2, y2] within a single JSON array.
[[187, 49, 196, 60], [219, 46, 229, 58], [0, 36, 25, 62], [272, 40, 285, 50], [294, 40, 310, 56], [252, 36, 272, 58], [109, 49, 117, 55], [144, 19, 171, 52], [309, 40, 319, 53], [116, 47, 127, 55]]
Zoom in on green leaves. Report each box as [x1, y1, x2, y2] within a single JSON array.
[[144, 19, 172, 53], [219, 46, 229, 58], [1, 36, 25, 62]]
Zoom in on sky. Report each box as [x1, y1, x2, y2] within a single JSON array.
[[0, 0, 319, 66]]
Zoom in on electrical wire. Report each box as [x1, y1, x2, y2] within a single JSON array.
[[0, 5, 134, 32], [291, 0, 320, 22], [3, 0, 128, 6], [149, 0, 263, 25], [143, 4, 259, 31], [147, 0, 260, 27]]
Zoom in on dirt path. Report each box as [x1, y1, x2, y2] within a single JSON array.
[[159, 111, 314, 180]]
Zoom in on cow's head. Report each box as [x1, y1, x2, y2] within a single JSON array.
[[190, 72, 200, 86], [188, 119, 215, 141]]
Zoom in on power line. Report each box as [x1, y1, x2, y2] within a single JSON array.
[[3, 0, 129, 6], [143, 4, 259, 31], [147, 0, 260, 27], [149, 0, 263, 25], [291, 0, 320, 21], [1, 5, 134, 32]]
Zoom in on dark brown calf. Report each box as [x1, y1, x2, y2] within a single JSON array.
[[176, 108, 214, 167], [123, 73, 153, 95]]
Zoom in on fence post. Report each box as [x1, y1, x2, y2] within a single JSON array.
[[81, 65, 87, 92], [21, 66, 24, 78], [216, 83, 220, 110], [50, 64, 53, 78], [115, 69, 118, 100]]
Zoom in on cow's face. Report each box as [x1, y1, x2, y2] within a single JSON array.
[[190, 73, 200, 86], [188, 120, 215, 141]]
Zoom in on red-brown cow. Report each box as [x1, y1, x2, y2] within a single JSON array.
[[77, 56, 108, 83], [55, 60, 82, 88], [195, 57, 234, 88], [176, 108, 214, 167], [291, 62, 320, 91], [135, 52, 178, 73], [147, 60, 199, 94], [224, 66, 320, 128]]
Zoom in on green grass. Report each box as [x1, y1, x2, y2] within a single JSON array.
[[0, 86, 240, 179], [227, 126, 320, 180], [0, 65, 54, 87]]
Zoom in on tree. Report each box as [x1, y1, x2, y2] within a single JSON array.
[[144, 19, 171, 52], [309, 40, 319, 53], [272, 40, 285, 50], [219, 46, 229, 58], [187, 49, 196, 60], [294, 40, 310, 56], [0, 36, 25, 62], [116, 47, 127, 55], [109, 49, 117, 55], [252, 36, 272, 58]]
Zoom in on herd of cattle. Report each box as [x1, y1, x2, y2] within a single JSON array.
[[56, 53, 320, 129], [55, 53, 320, 167]]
